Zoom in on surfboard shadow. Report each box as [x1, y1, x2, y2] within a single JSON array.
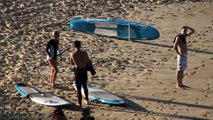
[[58, 103, 82, 112], [187, 87, 213, 94], [87, 95, 148, 112], [120, 96, 149, 112], [134, 41, 213, 55], [124, 95, 212, 119], [128, 96, 213, 110], [62, 95, 210, 120], [89, 95, 209, 119]]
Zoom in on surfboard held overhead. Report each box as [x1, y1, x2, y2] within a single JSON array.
[[70, 18, 160, 40]]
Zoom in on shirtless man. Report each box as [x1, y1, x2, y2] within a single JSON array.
[[70, 40, 90, 107], [173, 26, 195, 89]]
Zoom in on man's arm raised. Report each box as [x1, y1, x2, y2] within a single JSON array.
[[185, 26, 195, 36]]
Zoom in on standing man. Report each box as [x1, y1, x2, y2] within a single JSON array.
[[70, 40, 90, 107], [46, 30, 62, 87], [173, 26, 195, 89]]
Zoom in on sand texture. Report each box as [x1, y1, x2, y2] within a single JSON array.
[[0, 0, 213, 120]]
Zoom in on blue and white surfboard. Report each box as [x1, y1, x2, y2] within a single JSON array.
[[70, 18, 160, 40], [72, 82, 125, 105], [15, 83, 72, 106]]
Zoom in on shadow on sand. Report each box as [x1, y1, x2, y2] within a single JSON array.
[[58, 103, 82, 112], [188, 87, 213, 94], [128, 95, 213, 110], [134, 41, 213, 55], [84, 95, 210, 120], [126, 95, 212, 119]]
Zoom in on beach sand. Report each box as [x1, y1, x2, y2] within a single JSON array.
[[1, 0, 213, 119]]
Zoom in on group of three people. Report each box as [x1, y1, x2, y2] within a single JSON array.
[[46, 26, 195, 107]]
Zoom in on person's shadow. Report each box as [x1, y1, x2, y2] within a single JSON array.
[[53, 94, 210, 120], [123, 95, 211, 120], [87, 95, 210, 120], [80, 107, 95, 120], [58, 103, 82, 112]]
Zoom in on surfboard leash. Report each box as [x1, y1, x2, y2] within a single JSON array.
[[31, 47, 71, 72], [26, 47, 71, 83]]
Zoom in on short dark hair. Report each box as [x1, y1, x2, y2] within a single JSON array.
[[74, 40, 81, 48], [51, 30, 60, 38]]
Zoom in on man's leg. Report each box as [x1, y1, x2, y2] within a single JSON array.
[[176, 70, 184, 88], [76, 80, 82, 107], [82, 81, 89, 105], [181, 69, 189, 88]]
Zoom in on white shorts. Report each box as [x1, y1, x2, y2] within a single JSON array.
[[177, 54, 187, 71]]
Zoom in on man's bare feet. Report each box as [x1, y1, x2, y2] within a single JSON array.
[[76, 103, 82, 107], [176, 84, 190, 90], [176, 85, 185, 90], [181, 84, 190, 88], [51, 83, 56, 87], [83, 99, 89, 106]]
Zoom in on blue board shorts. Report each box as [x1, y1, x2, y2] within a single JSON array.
[[177, 54, 187, 71]]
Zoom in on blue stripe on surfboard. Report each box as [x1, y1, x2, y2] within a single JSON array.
[[89, 95, 125, 105], [15, 83, 28, 97]]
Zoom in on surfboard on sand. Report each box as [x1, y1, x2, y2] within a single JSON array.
[[72, 82, 125, 105], [15, 83, 72, 106], [70, 18, 160, 40]]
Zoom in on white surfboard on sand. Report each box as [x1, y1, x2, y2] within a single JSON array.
[[72, 81, 125, 105], [15, 83, 72, 106]]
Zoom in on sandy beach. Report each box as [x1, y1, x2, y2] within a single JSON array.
[[1, 0, 213, 119]]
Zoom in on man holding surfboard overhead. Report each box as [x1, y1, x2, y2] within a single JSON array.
[[173, 26, 195, 89], [70, 40, 90, 107], [46, 30, 62, 87]]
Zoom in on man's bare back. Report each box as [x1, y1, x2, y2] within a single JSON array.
[[70, 50, 89, 68], [70, 40, 90, 107]]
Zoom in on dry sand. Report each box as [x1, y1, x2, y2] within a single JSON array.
[[0, 0, 213, 120]]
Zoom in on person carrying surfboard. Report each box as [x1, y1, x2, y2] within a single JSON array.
[[70, 40, 90, 107], [46, 30, 62, 87], [173, 26, 195, 89]]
